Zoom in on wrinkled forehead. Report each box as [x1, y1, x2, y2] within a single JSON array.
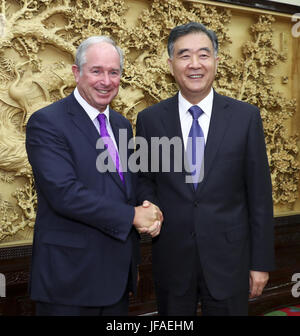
[[83, 43, 121, 68]]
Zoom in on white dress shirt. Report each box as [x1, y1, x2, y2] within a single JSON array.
[[74, 87, 118, 149], [178, 88, 214, 149]]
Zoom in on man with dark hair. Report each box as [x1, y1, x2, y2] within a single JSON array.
[[136, 22, 275, 316]]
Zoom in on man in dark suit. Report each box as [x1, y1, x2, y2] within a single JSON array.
[[136, 22, 275, 315], [26, 36, 162, 316]]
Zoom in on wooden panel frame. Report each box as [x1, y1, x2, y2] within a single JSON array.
[[188, 0, 300, 14]]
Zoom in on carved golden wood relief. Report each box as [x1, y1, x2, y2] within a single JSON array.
[[0, 0, 299, 246]]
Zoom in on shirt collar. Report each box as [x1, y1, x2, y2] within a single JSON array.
[[74, 87, 110, 121], [178, 88, 214, 119]]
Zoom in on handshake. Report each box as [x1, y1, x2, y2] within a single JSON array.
[[133, 201, 164, 238]]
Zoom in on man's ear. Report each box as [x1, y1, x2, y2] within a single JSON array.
[[72, 64, 80, 83], [168, 58, 174, 76], [215, 56, 219, 75]]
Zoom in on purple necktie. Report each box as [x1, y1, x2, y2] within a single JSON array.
[[187, 105, 205, 189], [97, 113, 124, 183]]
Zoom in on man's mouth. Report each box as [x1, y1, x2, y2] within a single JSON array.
[[188, 74, 204, 79], [96, 89, 109, 94]]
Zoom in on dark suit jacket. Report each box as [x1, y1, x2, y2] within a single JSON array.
[[26, 92, 139, 307], [136, 91, 275, 300]]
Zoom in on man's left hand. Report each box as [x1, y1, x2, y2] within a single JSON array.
[[249, 270, 269, 298]]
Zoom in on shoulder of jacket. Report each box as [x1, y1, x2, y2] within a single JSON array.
[[215, 91, 259, 112], [138, 95, 177, 117]]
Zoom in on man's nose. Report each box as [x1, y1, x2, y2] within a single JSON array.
[[189, 55, 201, 68], [100, 72, 111, 85]]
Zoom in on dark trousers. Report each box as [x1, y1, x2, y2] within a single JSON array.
[[35, 290, 129, 316], [156, 250, 249, 316]]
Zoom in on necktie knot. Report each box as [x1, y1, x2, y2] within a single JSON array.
[[97, 113, 106, 123], [97, 113, 109, 137], [188, 105, 204, 120]]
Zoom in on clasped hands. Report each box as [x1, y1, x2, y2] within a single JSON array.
[[133, 201, 163, 237]]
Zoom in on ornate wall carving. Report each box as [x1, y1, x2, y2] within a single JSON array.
[[0, 0, 299, 246]]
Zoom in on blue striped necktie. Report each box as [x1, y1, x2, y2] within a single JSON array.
[[187, 105, 205, 189]]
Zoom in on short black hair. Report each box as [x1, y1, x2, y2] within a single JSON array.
[[167, 22, 218, 58]]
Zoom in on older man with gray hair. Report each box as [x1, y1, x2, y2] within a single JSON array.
[[26, 36, 162, 316]]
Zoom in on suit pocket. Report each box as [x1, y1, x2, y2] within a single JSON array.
[[42, 230, 86, 248], [226, 225, 249, 243]]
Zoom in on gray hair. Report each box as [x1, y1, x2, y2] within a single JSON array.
[[167, 22, 218, 59], [75, 36, 124, 74]]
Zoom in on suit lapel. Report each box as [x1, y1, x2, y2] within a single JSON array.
[[195, 91, 232, 194], [159, 95, 195, 194], [67, 93, 126, 194], [159, 94, 183, 140], [67, 93, 100, 151], [109, 108, 129, 195]]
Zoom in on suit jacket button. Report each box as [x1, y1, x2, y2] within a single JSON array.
[[191, 232, 196, 237], [194, 201, 199, 207]]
